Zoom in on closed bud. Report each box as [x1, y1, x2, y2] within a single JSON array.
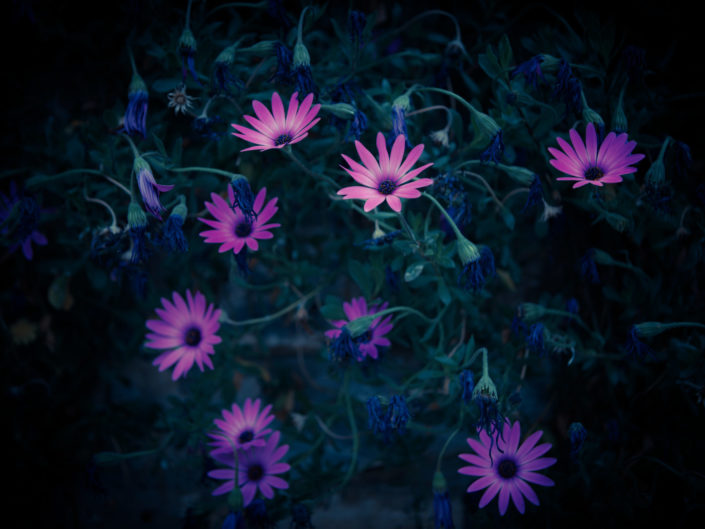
[[633, 321, 666, 339], [215, 44, 237, 66], [178, 27, 197, 52], [129, 72, 148, 96], [456, 235, 480, 265], [612, 83, 628, 133], [346, 314, 377, 338], [518, 302, 546, 322], [171, 196, 187, 219], [320, 102, 356, 119], [432, 471, 448, 493], [127, 201, 147, 229], [240, 40, 277, 54], [392, 93, 411, 111], [497, 163, 535, 186], [292, 40, 310, 68]]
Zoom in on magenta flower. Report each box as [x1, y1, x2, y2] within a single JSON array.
[[231, 91, 320, 151], [208, 398, 275, 456], [458, 420, 556, 516], [325, 297, 393, 360], [338, 132, 434, 212], [209, 430, 290, 506], [548, 122, 645, 188], [198, 185, 280, 254], [145, 290, 222, 380]]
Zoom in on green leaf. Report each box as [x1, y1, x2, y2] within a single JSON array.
[[478, 45, 503, 80], [498, 34, 514, 69], [348, 259, 371, 297], [404, 261, 425, 282], [437, 278, 451, 305], [152, 78, 181, 94], [500, 207, 515, 231], [320, 295, 345, 320]]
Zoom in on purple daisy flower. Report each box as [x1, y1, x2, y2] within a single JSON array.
[[209, 430, 290, 506], [208, 398, 276, 456], [458, 420, 556, 516], [231, 91, 321, 152], [198, 185, 280, 254], [548, 122, 645, 188], [337, 132, 434, 212], [325, 297, 393, 360], [145, 290, 222, 380]]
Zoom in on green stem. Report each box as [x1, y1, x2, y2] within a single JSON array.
[[422, 192, 464, 241], [221, 288, 321, 327], [121, 133, 141, 158], [185, 0, 193, 29], [661, 322, 705, 332], [398, 211, 418, 244], [27, 169, 130, 195], [480, 347, 489, 378], [368, 305, 436, 324], [415, 86, 476, 115], [340, 371, 359, 488], [297, 5, 312, 44], [458, 171, 504, 211], [169, 166, 246, 180], [435, 408, 464, 472], [284, 150, 338, 187], [83, 191, 118, 229], [127, 46, 137, 75]]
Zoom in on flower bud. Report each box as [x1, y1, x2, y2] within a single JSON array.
[[240, 40, 277, 55], [320, 102, 356, 119], [178, 27, 197, 53], [292, 40, 310, 68], [127, 201, 147, 230], [633, 321, 666, 339], [518, 302, 546, 322], [346, 314, 377, 338], [456, 236, 480, 265]]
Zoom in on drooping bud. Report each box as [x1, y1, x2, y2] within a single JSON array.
[[320, 102, 356, 119], [612, 82, 628, 133]]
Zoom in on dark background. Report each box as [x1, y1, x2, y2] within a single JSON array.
[[2, 1, 703, 528]]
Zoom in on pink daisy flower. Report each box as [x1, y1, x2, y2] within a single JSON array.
[[209, 430, 290, 506], [208, 398, 275, 456], [145, 290, 222, 380], [458, 420, 556, 516], [324, 297, 393, 360], [338, 132, 434, 212], [231, 91, 320, 151], [548, 122, 645, 188], [198, 185, 280, 254]]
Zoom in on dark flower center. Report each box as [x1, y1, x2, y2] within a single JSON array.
[[378, 178, 397, 195], [238, 430, 255, 444], [184, 327, 202, 346], [584, 166, 604, 180], [235, 221, 253, 237], [247, 463, 264, 481], [497, 457, 518, 479], [274, 133, 293, 146]]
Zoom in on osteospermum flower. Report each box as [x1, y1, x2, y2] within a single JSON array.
[[208, 398, 275, 456], [209, 430, 290, 506], [231, 91, 320, 151], [338, 132, 434, 212], [198, 185, 280, 254], [145, 290, 222, 380], [325, 297, 393, 360], [548, 122, 645, 188], [458, 420, 556, 516]]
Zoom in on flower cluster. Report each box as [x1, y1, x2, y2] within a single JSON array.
[[325, 297, 394, 361], [208, 400, 290, 507]]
